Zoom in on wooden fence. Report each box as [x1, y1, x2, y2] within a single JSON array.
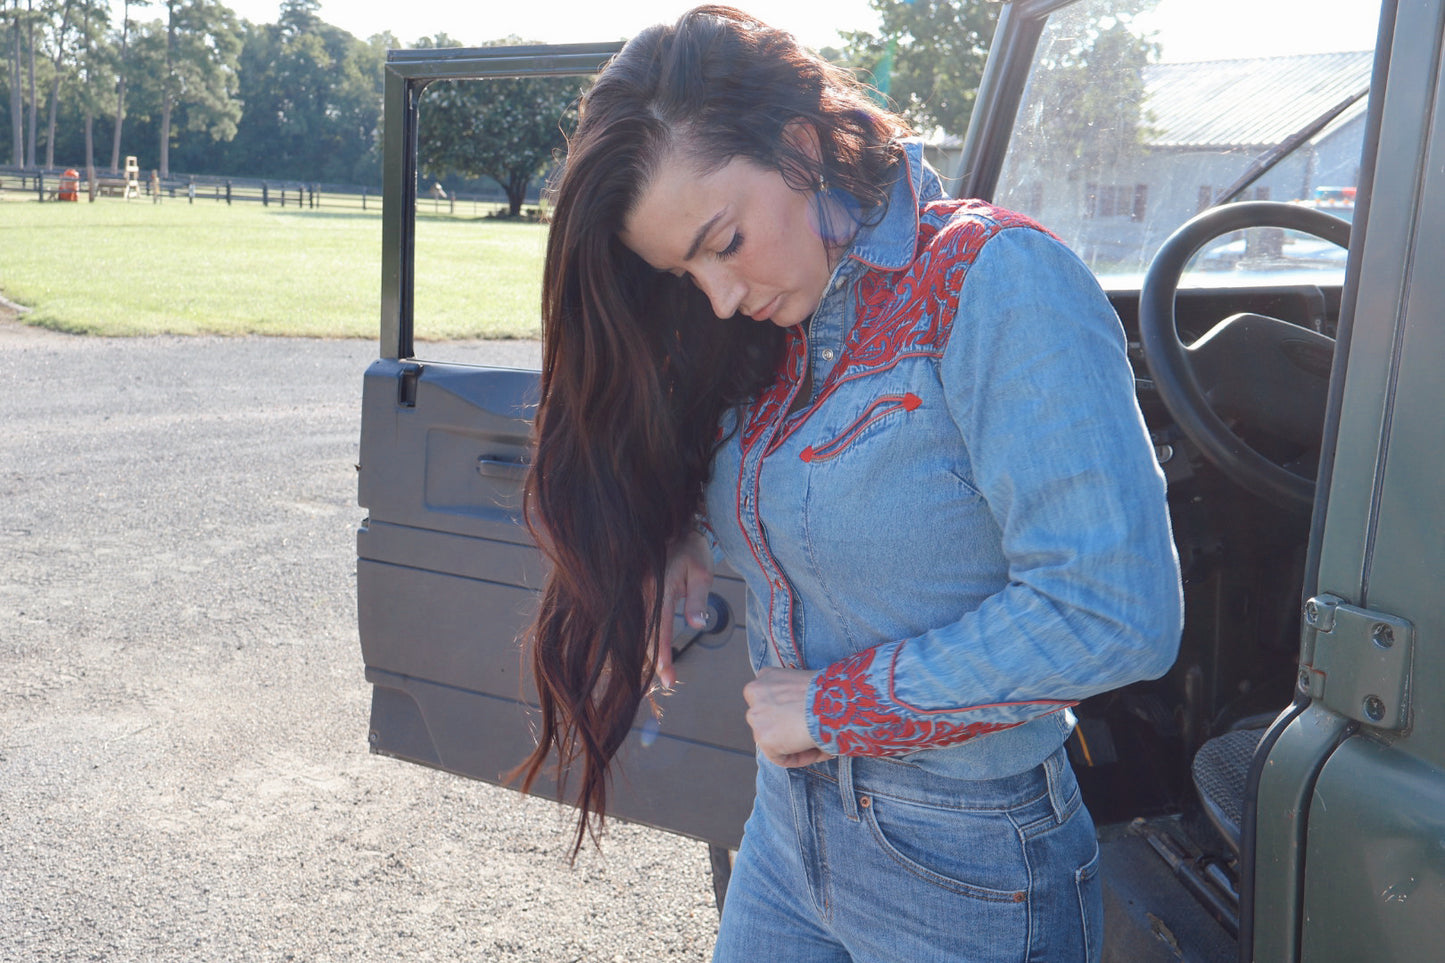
[[0, 165, 523, 216]]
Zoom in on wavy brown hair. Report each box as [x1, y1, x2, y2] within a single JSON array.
[[514, 5, 910, 857]]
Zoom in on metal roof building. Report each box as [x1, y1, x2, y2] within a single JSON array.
[[1143, 51, 1373, 150]]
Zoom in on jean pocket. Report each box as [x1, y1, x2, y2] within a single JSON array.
[[1074, 844, 1102, 962], [859, 792, 1029, 902]]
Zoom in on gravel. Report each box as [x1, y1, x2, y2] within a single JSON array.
[[0, 317, 720, 962]]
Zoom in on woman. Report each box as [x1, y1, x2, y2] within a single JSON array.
[[516, 6, 1183, 960]]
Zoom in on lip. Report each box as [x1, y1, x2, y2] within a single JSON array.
[[746, 294, 782, 323]]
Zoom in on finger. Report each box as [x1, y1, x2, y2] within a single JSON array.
[[765, 747, 830, 768], [651, 579, 679, 688], [682, 561, 712, 629], [655, 635, 677, 690]]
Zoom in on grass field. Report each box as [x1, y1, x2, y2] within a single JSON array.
[[0, 192, 547, 339]]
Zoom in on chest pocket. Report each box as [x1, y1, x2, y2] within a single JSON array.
[[799, 392, 921, 463]]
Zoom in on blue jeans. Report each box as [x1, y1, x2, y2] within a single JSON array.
[[713, 746, 1101, 962]]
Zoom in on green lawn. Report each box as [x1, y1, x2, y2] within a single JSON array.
[[0, 192, 546, 339]]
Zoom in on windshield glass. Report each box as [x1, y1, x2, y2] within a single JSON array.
[[991, 0, 1380, 287]]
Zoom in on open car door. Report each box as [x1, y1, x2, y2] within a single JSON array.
[[356, 44, 757, 849]]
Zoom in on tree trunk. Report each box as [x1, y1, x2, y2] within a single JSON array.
[[160, 0, 175, 179], [110, 1, 130, 173], [506, 170, 527, 217], [9, 5, 22, 166], [25, 0, 37, 167], [159, 101, 172, 178]]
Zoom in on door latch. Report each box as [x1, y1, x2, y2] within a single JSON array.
[[397, 362, 423, 407]]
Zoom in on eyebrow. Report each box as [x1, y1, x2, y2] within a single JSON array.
[[684, 211, 726, 262]]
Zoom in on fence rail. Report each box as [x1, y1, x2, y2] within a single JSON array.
[[0, 165, 525, 216], [0, 164, 383, 211]]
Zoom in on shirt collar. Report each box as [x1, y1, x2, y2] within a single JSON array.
[[843, 139, 932, 274]]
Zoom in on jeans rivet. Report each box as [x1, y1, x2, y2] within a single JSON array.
[[859, 795, 871, 808]]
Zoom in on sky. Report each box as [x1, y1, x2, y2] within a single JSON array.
[[108, 0, 1380, 61], [167, 1, 881, 50]]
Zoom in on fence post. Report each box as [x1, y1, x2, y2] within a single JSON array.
[[226, 181, 232, 205], [36, 172, 43, 202], [262, 182, 269, 207], [188, 178, 195, 204], [362, 188, 367, 211]]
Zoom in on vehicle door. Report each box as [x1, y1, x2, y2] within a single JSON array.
[[1247, 0, 1445, 958], [355, 44, 758, 850]]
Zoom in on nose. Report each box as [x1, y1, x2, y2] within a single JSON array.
[[692, 266, 745, 319]]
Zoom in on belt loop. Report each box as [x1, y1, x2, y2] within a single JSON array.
[[1044, 746, 1067, 823], [838, 756, 859, 821]]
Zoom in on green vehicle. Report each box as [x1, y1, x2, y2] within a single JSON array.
[[356, 1, 1444, 957]]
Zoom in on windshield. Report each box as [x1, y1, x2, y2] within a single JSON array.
[[989, 0, 1380, 287]]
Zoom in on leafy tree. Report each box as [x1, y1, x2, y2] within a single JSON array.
[[1018, 0, 1158, 177], [840, 0, 1000, 136], [70, 0, 113, 173], [224, 0, 385, 183], [416, 37, 585, 217], [152, 0, 242, 177], [109, 0, 149, 172], [39, 0, 108, 168]]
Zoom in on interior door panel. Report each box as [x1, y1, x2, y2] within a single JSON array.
[[358, 357, 758, 848]]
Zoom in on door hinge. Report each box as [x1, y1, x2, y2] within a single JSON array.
[[1298, 594, 1414, 730]]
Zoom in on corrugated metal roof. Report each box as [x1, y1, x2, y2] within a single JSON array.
[[1145, 51, 1372, 149]]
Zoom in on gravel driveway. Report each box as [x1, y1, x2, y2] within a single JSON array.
[[0, 317, 720, 962]]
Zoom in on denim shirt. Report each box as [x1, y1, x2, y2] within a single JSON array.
[[702, 142, 1183, 780]]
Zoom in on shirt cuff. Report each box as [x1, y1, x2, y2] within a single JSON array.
[[806, 644, 1077, 757]]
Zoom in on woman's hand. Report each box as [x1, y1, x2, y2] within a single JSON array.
[[745, 667, 831, 767], [652, 530, 714, 689]]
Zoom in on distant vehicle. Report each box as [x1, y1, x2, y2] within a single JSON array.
[[357, 1, 1444, 959]]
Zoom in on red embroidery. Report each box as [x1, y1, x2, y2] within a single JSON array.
[[742, 201, 1047, 457], [800, 392, 921, 463], [812, 647, 1074, 756]]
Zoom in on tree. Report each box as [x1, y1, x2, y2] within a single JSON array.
[[25, 0, 36, 165], [7, 0, 24, 164], [154, 0, 241, 177], [71, 0, 113, 174], [40, 0, 79, 168], [840, 0, 1001, 137], [109, 0, 149, 172], [416, 37, 585, 217], [223, 0, 385, 183], [1018, 1, 1158, 177]]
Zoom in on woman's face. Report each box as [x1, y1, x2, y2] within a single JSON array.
[[619, 151, 834, 328]]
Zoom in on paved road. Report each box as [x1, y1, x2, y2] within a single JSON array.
[[0, 319, 719, 962]]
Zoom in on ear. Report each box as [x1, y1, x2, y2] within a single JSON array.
[[781, 119, 823, 164], [780, 120, 825, 191]]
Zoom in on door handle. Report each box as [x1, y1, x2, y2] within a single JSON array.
[[671, 593, 731, 662], [476, 455, 529, 480]]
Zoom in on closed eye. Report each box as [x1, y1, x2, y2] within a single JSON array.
[[717, 231, 743, 260]]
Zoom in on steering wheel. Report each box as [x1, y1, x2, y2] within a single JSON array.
[[1138, 201, 1350, 511]]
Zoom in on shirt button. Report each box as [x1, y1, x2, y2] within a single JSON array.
[[821, 348, 835, 361]]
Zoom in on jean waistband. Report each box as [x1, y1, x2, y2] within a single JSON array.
[[804, 743, 1072, 815]]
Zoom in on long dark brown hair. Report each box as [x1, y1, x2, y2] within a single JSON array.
[[515, 5, 909, 856]]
